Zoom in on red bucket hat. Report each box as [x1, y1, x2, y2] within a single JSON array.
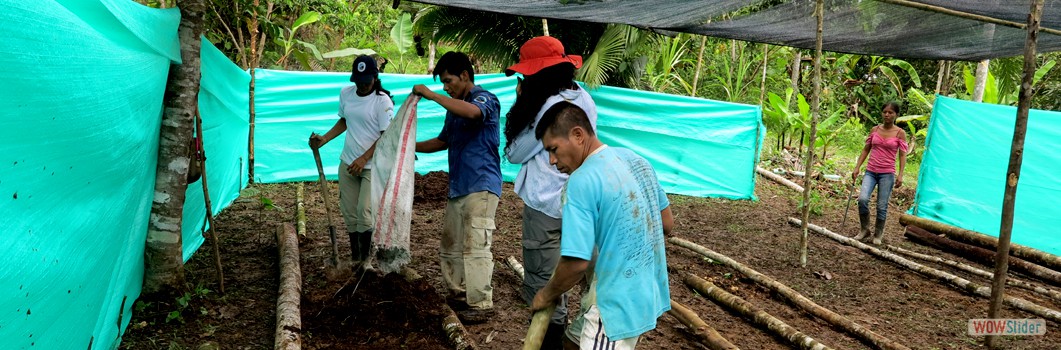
[[505, 36, 582, 76]]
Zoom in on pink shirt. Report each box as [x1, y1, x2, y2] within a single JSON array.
[[866, 131, 909, 174]]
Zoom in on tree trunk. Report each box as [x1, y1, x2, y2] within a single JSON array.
[[972, 59, 990, 102], [756, 167, 804, 193], [275, 224, 302, 350], [887, 245, 1061, 303], [682, 273, 834, 350], [799, 0, 824, 268], [759, 44, 769, 106], [144, 0, 205, 294], [788, 217, 1061, 323], [693, 36, 707, 96], [904, 225, 1061, 287], [670, 238, 909, 350], [789, 50, 802, 94], [668, 300, 740, 350], [898, 213, 1061, 272]]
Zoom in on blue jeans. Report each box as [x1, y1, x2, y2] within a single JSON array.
[[858, 171, 894, 222]]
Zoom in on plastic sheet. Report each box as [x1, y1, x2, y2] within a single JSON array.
[[913, 96, 1061, 256], [252, 70, 763, 199]]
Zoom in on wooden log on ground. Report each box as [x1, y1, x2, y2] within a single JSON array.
[[756, 166, 805, 193], [670, 238, 908, 350], [668, 300, 741, 350], [904, 225, 1061, 287], [506, 256, 525, 280], [275, 223, 302, 350], [887, 245, 1061, 303], [296, 183, 306, 237], [683, 273, 833, 350], [788, 217, 1061, 323], [399, 267, 478, 350], [899, 213, 1061, 272]]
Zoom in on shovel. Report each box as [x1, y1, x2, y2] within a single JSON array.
[[841, 181, 857, 228], [311, 141, 340, 266]]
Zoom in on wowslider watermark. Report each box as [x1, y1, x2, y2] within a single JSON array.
[[968, 319, 1046, 336]]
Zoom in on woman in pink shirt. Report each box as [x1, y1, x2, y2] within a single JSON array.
[[850, 102, 909, 245]]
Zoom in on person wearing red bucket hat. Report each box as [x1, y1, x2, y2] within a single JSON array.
[[503, 36, 597, 350]]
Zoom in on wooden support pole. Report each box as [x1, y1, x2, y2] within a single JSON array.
[[668, 300, 741, 350], [683, 273, 834, 350], [670, 238, 909, 350], [275, 223, 302, 350], [756, 166, 805, 192], [874, 0, 1061, 36], [904, 226, 1061, 286], [887, 245, 1061, 303], [899, 213, 1061, 272], [989, 3, 1043, 346], [788, 217, 1061, 323], [195, 107, 225, 294], [799, 0, 824, 267]]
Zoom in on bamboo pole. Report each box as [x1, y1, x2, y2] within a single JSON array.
[[670, 238, 909, 350], [296, 183, 306, 237], [506, 256, 525, 280], [275, 223, 302, 350], [195, 107, 225, 294], [683, 273, 833, 350], [399, 267, 478, 350], [989, 3, 1043, 344], [898, 214, 1061, 278], [887, 245, 1061, 303], [798, 0, 824, 268], [904, 226, 1061, 286], [668, 300, 741, 350], [756, 166, 805, 192], [874, 0, 1060, 36], [788, 217, 1061, 323]]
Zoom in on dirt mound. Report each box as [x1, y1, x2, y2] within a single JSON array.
[[414, 171, 449, 208]]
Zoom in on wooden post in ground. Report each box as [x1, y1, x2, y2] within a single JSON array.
[[798, 0, 824, 267], [989, 3, 1043, 347], [275, 223, 302, 350], [196, 107, 225, 293]]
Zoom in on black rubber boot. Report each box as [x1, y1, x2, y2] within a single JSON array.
[[873, 218, 887, 245], [359, 229, 375, 271], [348, 231, 362, 264], [854, 213, 871, 241]]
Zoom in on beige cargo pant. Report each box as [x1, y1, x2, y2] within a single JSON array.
[[441, 191, 498, 310], [337, 163, 373, 233]]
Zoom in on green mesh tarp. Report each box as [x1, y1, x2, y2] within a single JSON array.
[[913, 96, 1061, 256], [0, 1, 249, 348], [252, 69, 763, 199]]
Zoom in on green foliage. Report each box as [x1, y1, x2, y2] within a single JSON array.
[[960, 58, 1056, 105], [578, 24, 645, 88], [274, 11, 322, 70], [709, 40, 758, 102], [164, 285, 212, 324]]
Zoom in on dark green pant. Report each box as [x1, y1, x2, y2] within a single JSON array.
[[521, 205, 567, 326]]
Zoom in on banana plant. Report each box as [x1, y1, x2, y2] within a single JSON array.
[[274, 11, 322, 70], [388, 12, 414, 73], [763, 87, 800, 151]]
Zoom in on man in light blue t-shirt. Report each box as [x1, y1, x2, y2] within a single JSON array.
[[530, 101, 673, 349]]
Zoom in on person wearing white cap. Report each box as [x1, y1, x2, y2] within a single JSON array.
[[504, 35, 598, 350]]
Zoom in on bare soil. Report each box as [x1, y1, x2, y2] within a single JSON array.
[[121, 171, 1061, 350]]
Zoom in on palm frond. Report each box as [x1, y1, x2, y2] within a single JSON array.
[[577, 24, 634, 88]]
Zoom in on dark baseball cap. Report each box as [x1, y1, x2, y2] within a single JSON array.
[[350, 55, 378, 84]]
